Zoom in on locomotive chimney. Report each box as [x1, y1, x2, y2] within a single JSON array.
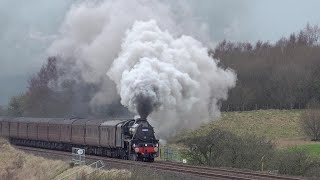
[[135, 117, 147, 123]]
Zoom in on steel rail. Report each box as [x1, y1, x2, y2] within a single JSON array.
[[155, 161, 304, 180]]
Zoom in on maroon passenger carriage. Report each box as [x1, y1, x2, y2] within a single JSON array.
[[0, 117, 159, 162]]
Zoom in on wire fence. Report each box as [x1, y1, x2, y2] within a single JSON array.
[[159, 146, 183, 162]]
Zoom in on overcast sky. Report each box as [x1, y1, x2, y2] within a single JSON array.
[[1, 0, 320, 105]]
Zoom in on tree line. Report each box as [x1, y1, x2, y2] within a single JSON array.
[[213, 24, 320, 110], [2, 57, 129, 118]]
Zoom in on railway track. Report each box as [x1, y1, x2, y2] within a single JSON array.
[[15, 146, 305, 180], [155, 161, 305, 180]]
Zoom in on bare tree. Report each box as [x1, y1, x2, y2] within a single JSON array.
[[301, 99, 320, 141], [7, 95, 26, 117]]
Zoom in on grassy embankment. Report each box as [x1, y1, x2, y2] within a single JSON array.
[[288, 144, 320, 157], [162, 109, 320, 162], [0, 138, 132, 180], [166, 109, 313, 161], [212, 110, 304, 139], [197, 109, 320, 155], [169, 110, 320, 158]]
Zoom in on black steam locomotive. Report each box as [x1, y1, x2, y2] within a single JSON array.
[[0, 117, 159, 162]]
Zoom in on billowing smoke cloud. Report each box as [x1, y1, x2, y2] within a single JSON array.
[[1, 0, 254, 105], [48, 0, 236, 137], [107, 20, 203, 118], [108, 20, 236, 136], [48, 0, 210, 109]]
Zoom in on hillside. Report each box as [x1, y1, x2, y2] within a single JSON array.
[[192, 109, 318, 148], [211, 110, 304, 139]]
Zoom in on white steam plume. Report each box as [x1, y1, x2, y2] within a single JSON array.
[[48, 0, 209, 108], [48, 0, 236, 137], [108, 20, 236, 137]]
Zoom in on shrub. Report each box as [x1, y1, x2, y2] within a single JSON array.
[[178, 128, 274, 170]]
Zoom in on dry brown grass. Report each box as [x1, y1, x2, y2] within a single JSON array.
[[54, 166, 131, 180], [0, 138, 134, 180], [0, 138, 69, 180]]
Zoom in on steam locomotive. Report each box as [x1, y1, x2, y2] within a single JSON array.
[[0, 117, 159, 162]]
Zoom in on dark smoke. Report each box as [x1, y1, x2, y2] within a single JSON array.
[[135, 93, 160, 119]]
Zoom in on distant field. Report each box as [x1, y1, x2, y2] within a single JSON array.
[[289, 144, 320, 157]]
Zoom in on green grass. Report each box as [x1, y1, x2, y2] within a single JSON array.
[[201, 109, 305, 140], [289, 144, 320, 157]]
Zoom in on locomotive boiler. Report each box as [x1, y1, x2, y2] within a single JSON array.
[[0, 117, 159, 162]]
